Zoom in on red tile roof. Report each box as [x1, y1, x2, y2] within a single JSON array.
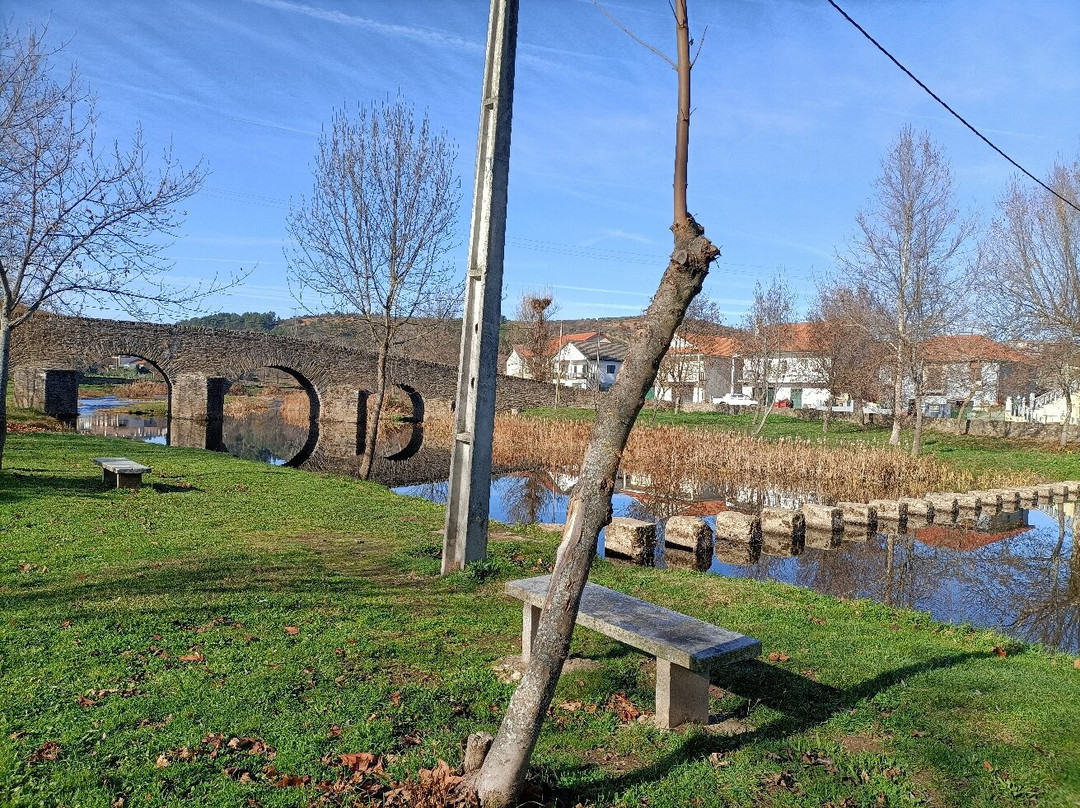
[[922, 334, 1030, 364]]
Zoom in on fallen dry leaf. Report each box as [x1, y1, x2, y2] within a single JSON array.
[[76, 695, 96, 708], [608, 692, 640, 723], [178, 652, 205, 663], [154, 754, 170, 769], [992, 647, 1007, 658], [1073, 659, 1080, 670], [983, 760, 994, 771], [284, 626, 300, 636], [29, 741, 61, 763], [340, 751, 382, 774], [768, 651, 791, 663], [59, 619, 72, 628]]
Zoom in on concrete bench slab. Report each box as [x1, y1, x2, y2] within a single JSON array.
[[507, 574, 760, 729], [92, 457, 151, 489]]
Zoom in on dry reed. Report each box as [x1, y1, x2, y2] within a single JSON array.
[[124, 379, 168, 399], [465, 415, 1039, 505]]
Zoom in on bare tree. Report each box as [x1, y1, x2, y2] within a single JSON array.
[[741, 275, 795, 436], [809, 282, 889, 433], [470, 2, 720, 803], [983, 155, 1080, 444], [655, 294, 725, 410], [507, 291, 559, 382], [0, 24, 209, 468], [837, 125, 975, 455], [285, 99, 462, 478]]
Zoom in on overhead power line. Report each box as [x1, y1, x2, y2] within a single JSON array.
[[826, 0, 1080, 215]]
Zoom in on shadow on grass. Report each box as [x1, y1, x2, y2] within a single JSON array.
[[1, 470, 203, 500], [1, 470, 105, 500], [3, 552, 414, 612], [560, 652, 984, 803]]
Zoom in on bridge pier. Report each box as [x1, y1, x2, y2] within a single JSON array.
[[13, 368, 79, 421], [169, 374, 228, 451], [312, 386, 364, 462]]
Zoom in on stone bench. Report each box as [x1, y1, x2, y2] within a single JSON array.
[[506, 574, 761, 729], [92, 457, 151, 489]]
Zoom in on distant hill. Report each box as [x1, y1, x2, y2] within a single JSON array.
[[176, 311, 282, 332], [175, 311, 738, 369]]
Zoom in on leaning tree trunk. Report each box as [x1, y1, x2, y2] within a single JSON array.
[[0, 319, 12, 469], [359, 341, 391, 479], [473, 217, 718, 806], [471, 4, 717, 804]]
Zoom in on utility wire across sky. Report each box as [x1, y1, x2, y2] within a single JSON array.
[[828, 0, 1080, 215]]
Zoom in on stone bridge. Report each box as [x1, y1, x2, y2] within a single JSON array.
[[11, 314, 592, 474]]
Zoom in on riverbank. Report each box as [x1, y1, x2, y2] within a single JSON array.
[[2, 430, 1079, 807]]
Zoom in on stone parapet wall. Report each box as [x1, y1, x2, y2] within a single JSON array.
[[9, 313, 581, 415]]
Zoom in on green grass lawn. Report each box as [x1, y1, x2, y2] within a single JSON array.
[[527, 406, 1080, 482], [2, 431, 1079, 807]]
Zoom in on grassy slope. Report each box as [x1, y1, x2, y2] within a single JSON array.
[[0, 432, 1078, 807]]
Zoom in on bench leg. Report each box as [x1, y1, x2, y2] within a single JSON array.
[[521, 603, 541, 662], [102, 469, 118, 488], [116, 472, 143, 489], [655, 659, 710, 729]]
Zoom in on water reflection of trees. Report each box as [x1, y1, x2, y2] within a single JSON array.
[[500, 471, 561, 526], [783, 508, 1078, 653], [223, 408, 308, 464]]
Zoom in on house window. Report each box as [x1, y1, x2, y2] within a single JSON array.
[[606, 364, 616, 374]]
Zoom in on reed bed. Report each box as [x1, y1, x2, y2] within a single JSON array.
[[105, 379, 167, 399], [281, 391, 311, 427], [474, 415, 1039, 505]]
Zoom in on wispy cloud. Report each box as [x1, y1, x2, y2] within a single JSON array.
[[587, 228, 654, 246], [244, 0, 483, 53], [564, 301, 644, 311], [223, 114, 318, 137], [549, 283, 651, 298]]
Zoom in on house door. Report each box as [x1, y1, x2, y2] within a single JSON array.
[[791, 388, 803, 409]]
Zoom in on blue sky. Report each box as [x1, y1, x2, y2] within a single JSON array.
[[9, 0, 1080, 324]]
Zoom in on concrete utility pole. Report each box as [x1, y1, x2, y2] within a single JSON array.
[[442, 0, 519, 574]]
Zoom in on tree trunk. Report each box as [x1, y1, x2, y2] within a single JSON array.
[[889, 345, 904, 445], [471, 7, 715, 803], [473, 219, 717, 807], [752, 399, 774, 436], [955, 388, 975, 430], [359, 340, 390, 479], [822, 395, 831, 435], [911, 393, 924, 457], [0, 319, 11, 469], [1061, 389, 1072, 447]]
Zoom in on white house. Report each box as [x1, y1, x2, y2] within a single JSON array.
[[506, 331, 627, 391], [653, 333, 741, 405], [907, 334, 1031, 418], [738, 323, 833, 409]]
